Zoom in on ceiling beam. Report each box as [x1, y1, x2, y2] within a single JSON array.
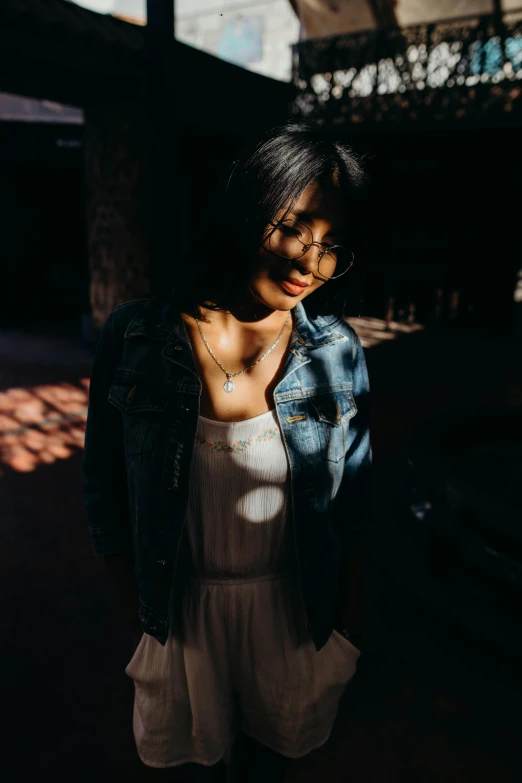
[[367, 0, 398, 28]]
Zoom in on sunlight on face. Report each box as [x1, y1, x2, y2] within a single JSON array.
[[248, 178, 346, 312]]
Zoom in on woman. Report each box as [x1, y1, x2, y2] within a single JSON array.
[[82, 119, 372, 782]]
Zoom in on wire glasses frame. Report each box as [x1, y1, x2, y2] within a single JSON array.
[[264, 219, 354, 280]]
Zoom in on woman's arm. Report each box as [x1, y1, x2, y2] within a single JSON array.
[[82, 308, 140, 631], [333, 328, 373, 640]]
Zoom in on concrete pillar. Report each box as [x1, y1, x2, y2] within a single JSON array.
[[84, 100, 151, 336]]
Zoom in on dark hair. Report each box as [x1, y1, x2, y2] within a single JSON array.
[[160, 119, 368, 323]]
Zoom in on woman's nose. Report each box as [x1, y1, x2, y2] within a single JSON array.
[[292, 244, 321, 275]]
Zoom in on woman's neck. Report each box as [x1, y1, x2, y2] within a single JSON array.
[[191, 289, 291, 335], [189, 304, 290, 337]]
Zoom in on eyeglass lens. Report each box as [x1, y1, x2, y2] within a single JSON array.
[[269, 220, 352, 279]]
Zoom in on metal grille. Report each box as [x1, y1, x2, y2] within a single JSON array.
[[292, 11, 522, 126]]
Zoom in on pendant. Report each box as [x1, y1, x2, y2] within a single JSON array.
[[224, 376, 234, 393]]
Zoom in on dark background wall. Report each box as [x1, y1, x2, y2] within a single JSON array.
[[0, 121, 88, 331], [1, 118, 519, 336], [347, 123, 521, 334], [0, 120, 245, 334]]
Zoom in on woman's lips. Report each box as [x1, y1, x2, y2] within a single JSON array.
[[280, 279, 309, 296]]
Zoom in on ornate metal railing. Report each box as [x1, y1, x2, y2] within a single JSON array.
[[291, 11, 522, 126]]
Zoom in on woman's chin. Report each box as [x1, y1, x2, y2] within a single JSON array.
[[253, 281, 305, 311]]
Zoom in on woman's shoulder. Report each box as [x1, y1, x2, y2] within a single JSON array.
[[307, 310, 361, 355], [108, 297, 153, 322], [102, 297, 154, 334], [95, 298, 153, 352], [340, 319, 364, 359]]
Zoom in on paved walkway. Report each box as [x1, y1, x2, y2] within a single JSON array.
[[0, 323, 520, 782]]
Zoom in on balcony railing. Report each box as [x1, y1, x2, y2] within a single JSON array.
[[291, 10, 522, 126]]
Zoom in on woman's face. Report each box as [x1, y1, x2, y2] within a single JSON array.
[[247, 178, 346, 312]]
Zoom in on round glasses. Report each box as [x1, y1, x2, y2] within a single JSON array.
[[265, 219, 354, 280]]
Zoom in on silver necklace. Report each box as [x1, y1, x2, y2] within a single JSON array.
[[195, 312, 291, 393]]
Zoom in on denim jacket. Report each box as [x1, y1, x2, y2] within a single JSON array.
[[82, 297, 372, 652]]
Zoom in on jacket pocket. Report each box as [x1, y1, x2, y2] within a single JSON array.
[[108, 378, 171, 456], [309, 389, 357, 463]]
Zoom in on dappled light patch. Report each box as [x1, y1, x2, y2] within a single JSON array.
[[348, 316, 424, 348], [0, 379, 89, 475]]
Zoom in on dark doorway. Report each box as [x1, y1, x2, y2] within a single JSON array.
[[0, 122, 87, 335], [347, 124, 520, 334]]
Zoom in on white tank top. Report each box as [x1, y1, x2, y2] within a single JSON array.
[[185, 408, 292, 578]]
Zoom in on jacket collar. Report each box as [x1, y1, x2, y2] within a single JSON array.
[[292, 302, 348, 348], [124, 298, 346, 349], [124, 298, 187, 343]]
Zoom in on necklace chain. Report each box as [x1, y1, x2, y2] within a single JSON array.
[[195, 312, 291, 392]]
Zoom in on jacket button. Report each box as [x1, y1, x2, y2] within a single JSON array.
[[174, 345, 182, 351]]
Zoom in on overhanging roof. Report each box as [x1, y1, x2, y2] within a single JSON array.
[[2, 0, 143, 57], [292, 0, 522, 39], [0, 0, 293, 135]]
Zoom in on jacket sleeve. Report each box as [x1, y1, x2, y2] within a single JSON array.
[[82, 308, 133, 560], [332, 326, 373, 555]]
